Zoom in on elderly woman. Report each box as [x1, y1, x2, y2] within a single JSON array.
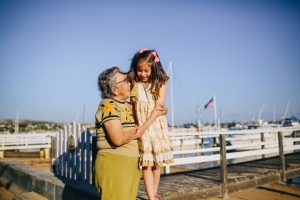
[[95, 67, 164, 200]]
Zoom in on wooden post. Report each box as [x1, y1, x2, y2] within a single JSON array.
[[213, 136, 217, 147], [51, 136, 56, 173], [180, 139, 184, 151], [44, 148, 50, 159], [220, 134, 228, 199], [292, 131, 296, 152], [278, 131, 286, 181], [261, 132, 265, 159], [195, 138, 199, 156], [195, 138, 199, 149], [39, 148, 45, 158], [200, 137, 203, 148], [164, 164, 170, 174], [213, 136, 219, 147], [0, 151, 4, 158]]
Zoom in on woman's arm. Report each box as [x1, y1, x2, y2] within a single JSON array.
[[104, 119, 138, 146]]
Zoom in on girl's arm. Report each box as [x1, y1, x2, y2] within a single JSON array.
[[104, 119, 138, 146], [156, 83, 167, 106]]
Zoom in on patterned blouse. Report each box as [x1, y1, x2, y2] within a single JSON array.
[[95, 98, 139, 157]]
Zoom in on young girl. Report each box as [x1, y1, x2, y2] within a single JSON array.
[[128, 48, 173, 200]]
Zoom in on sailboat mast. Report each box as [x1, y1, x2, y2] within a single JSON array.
[[282, 101, 290, 125], [169, 61, 174, 129], [15, 111, 19, 134]]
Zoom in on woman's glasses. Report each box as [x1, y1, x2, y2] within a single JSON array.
[[115, 77, 129, 85]]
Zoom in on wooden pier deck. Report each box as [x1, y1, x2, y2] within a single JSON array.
[[137, 152, 300, 200]]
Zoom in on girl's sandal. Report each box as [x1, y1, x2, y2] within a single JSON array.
[[155, 194, 162, 200]]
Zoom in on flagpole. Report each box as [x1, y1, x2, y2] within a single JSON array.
[[213, 95, 217, 128]]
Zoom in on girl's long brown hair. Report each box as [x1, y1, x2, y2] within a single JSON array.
[[128, 49, 169, 100]]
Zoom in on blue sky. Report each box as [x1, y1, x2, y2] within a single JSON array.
[[1, 0, 300, 125]]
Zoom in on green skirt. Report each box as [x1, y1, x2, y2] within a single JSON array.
[[94, 152, 142, 200]]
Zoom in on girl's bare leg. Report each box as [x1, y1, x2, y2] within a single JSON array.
[[152, 165, 161, 196], [143, 167, 156, 200]]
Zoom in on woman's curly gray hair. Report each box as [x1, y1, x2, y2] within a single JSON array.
[[98, 66, 125, 99]]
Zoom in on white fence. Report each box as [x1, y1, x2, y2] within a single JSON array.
[[0, 132, 56, 151], [53, 123, 300, 185], [165, 127, 300, 171], [53, 122, 96, 184]]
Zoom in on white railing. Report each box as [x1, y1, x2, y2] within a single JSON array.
[[53, 122, 95, 184], [53, 122, 300, 187], [164, 127, 300, 173], [0, 132, 56, 151]]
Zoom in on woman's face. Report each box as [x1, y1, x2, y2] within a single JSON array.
[[114, 72, 130, 100], [137, 61, 151, 83]]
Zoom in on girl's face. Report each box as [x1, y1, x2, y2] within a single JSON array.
[[137, 61, 151, 83]]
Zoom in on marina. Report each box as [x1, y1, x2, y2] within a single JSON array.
[[1, 122, 300, 199]]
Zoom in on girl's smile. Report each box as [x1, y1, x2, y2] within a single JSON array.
[[137, 61, 151, 83]]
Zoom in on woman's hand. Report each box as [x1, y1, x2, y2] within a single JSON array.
[[153, 104, 165, 117], [154, 104, 168, 116], [135, 125, 146, 138], [160, 105, 168, 115]]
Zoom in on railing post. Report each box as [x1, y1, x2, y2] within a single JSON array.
[[164, 164, 170, 174], [51, 136, 56, 172], [180, 138, 184, 151], [195, 138, 199, 156], [80, 129, 86, 181], [292, 131, 296, 153], [278, 131, 286, 181], [86, 129, 91, 184], [92, 135, 97, 185], [75, 123, 81, 181], [220, 134, 228, 199], [0, 136, 4, 158], [213, 135, 219, 148], [261, 132, 265, 159]]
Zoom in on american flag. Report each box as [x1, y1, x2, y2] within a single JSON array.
[[204, 98, 214, 109]]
